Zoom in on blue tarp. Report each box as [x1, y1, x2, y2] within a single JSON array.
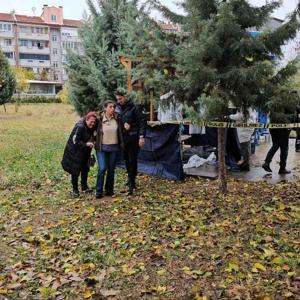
[[118, 124, 184, 181], [138, 124, 184, 180]]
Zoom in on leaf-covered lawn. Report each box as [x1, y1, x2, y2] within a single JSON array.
[[0, 104, 299, 299]]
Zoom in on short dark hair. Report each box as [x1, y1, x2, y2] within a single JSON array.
[[114, 87, 127, 97], [103, 100, 116, 109]]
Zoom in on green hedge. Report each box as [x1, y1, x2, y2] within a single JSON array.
[[11, 95, 62, 104]]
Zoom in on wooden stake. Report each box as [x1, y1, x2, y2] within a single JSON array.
[[150, 90, 154, 121]]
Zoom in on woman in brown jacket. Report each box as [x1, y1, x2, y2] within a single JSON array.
[[95, 100, 123, 199]]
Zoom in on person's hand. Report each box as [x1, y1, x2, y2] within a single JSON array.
[[86, 142, 94, 148], [139, 137, 145, 147], [124, 122, 130, 130]]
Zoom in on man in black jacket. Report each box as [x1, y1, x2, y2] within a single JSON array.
[[295, 108, 300, 152], [114, 88, 147, 195]]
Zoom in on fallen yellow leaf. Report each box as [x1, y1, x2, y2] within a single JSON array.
[[83, 290, 95, 298], [23, 226, 33, 233], [253, 262, 266, 272]]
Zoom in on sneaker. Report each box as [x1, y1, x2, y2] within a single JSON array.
[[70, 190, 80, 198], [82, 188, 94, 194], [278, 169, 291, 175], [237, 159, 245, 166], [262, 163, 272, 173]]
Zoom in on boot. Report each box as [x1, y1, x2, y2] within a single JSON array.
[[125, 178, 136, 189], [262, 162, 272, 173], [127, 177, 136, 195], [278, 168, 291, 174]]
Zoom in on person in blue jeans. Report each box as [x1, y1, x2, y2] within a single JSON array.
[[95, 100, 123, 199]]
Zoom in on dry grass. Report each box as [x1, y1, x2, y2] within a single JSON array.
[[0, 104, 299, 300]]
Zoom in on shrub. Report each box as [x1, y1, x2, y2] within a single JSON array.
[[11, 95, 62, 104]]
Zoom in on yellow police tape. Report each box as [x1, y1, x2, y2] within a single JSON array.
[[148, 120, 300, 129]]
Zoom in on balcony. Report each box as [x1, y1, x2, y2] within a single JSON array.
[[19, 45, 50, 55], [61, 35, 80, 42], [0, 31, 14, 38], [19, 59, 51, 68], [0, 45, 14, 53], [18, 32, 49, 41]]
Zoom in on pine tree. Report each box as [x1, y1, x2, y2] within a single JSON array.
[[154, 0, 300, 193], [0, 51, 16, 112], [123, 5, 183, 106], [67, 0, 140, 115]]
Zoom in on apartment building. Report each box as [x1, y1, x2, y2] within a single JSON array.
[[0, 5, 82, 95]]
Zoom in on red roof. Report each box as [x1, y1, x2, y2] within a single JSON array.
[[15, 14, 44, 24], [63, 19, 82, 28], [0, 12, 82, 28], [0, 13, 13, 22]]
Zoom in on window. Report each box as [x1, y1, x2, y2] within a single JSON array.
[[3, 52, 13, 59], [51, 15, 57, 21], [19, 40, 28, 47], [54, 74, 59, 81], [53, 48, 58, 55], [52, 61, 58, 68], [19, 53, 50, 60], [30, 27, 48, 35], [0, 23, 12, 32], [52, 35, 57, 42], [19, 26, 29, 33], [4, 39, 12, 46]]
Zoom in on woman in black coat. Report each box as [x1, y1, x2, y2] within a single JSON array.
[[62, 112, 98, 197]]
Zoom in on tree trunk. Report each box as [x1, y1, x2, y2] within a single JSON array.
[[3, 104, 6, 113], [218, 127, 227, 194]]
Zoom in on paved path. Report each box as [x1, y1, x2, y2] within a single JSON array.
[[230, 138, 300, 183]]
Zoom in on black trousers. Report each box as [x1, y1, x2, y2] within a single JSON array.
[[123, 135, 140, 183], [265, 129, 290, 169], [71, 163, 89, 192], [296, 129, 300, 151]]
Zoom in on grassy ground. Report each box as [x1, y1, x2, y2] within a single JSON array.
[[0, 104, 299, 299]]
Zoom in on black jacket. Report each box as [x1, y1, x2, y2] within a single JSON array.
[[116, 100, 147, 138], [61, 119, 97, 175]]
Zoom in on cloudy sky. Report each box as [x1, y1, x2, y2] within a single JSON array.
[[0, 0, 297, 20]]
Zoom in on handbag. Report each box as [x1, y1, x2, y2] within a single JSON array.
[[88, 154, 96, 168]]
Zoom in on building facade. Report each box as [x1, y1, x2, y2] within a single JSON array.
[[0, 5, 82, 95]]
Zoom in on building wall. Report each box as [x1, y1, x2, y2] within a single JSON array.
[[41, 5, 63, 25], [49, 27, 62, 82], [0, 22, 15, 65], [0, 6, 82, 94], [61, 26, 81, 81]]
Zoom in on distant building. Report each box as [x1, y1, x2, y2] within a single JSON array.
[[0, 5, 82, 96], [249, 17, 283, 36], [159, 22, 181, 34]]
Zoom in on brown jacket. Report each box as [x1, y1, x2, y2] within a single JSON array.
[[95, 112, 124, 151]]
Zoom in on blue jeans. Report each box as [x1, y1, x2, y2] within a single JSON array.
[[96, 151, 118, 196]]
